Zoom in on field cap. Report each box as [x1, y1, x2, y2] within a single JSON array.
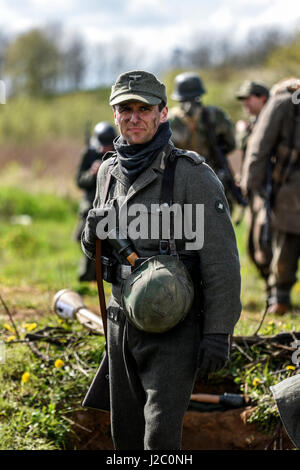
[[236, 80, 269, 99], [110, 70, 167, 106]]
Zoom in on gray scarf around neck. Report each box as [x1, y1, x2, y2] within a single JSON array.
[[113, 121, 172, 182]]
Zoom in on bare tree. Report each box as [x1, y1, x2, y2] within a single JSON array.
[[188, 40, 213, 68], [0, 32, 9, 77], [63, 35, 86, 90], [230, 27, 286, 68]]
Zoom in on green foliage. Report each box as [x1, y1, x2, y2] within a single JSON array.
[[5, 29, 61, 96], [267, 32, 300, 77], [0, 89, 113, 144], [0, 186, 77, 220]]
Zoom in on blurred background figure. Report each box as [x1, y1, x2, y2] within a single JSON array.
[[168, 72, 236, 212], [235, 80, 269, 170], [241, 77, 300, 315], [74, 121, 116, 282], [235, 80, 272, 285]]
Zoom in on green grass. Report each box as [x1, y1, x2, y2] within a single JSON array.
[[0, 318, 105, 450], [0, 60, 291, 147]]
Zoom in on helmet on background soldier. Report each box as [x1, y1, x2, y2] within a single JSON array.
[[171, 72, 206, 102], [91, 121, 116, 148]]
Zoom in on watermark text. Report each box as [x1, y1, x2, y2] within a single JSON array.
[[95, 202, 205, 250]]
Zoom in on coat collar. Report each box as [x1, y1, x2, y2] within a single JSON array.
[[110, 141, 174, 202]]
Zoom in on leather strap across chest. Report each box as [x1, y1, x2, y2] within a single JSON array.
[[101, 145, 180, 256]]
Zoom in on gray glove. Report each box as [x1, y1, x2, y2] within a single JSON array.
[[197, 333, 230, 377], [82, 207, 113, 258], [83, 208, 101, 246]]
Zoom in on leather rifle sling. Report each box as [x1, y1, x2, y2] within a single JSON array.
[[95, 167, 113, 340], [81, 167, 113, 412], [96, 239, 107, 339]]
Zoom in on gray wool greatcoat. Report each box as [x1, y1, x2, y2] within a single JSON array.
[[82, 141, 241, 450]]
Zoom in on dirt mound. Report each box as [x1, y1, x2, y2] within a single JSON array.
[[67, 405, 294, 450]]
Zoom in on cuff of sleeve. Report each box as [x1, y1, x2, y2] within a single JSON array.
[[81, 232, 96, 260]]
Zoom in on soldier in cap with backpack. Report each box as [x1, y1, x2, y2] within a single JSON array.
[[81, 70, 241, 450], [241, 77, 300, 315]]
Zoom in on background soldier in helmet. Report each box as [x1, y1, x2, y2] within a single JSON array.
[[74, 121, 116, 281], [168, 72, 236, 211], [235, 80, 271, 284], [81, 70, 241, 450], [241, 77, 300, 315]]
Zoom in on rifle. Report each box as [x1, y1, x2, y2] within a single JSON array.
[[271, 102, 300, 206], [84, 120, 92, 148], [201, 107, 248, 216], [260, 156, 274, 251], [81, 231, 140, 412]]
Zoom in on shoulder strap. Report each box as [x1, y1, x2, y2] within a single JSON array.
[[281, 102, 300, 184], [159, 149, 179, 256], [160, 149, 179, 206]]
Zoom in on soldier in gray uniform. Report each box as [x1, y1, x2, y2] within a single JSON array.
[[168, 72, 236, 211], [75, 122, 116, 281], [81, 70, 241, 450], [235, 81, 271, 283], [241, 78, 300, 315]]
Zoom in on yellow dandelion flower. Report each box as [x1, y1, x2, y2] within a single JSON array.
[[21, 372, 30, 384], [294, 282, 300, 293], [286, 365, 296, 371], [7, 335, 16, 342], [4, 323, 14, 333], [252, 377, 262, 387], [54, 359, 64, 369], [24, 323, 37, 332]]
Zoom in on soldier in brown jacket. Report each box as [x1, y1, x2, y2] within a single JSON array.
[[241, 78, 300, 315], [235, 81, 271, 283]]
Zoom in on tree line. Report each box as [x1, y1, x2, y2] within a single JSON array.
[[0, 25, 86, 97], [0, 23, 299, 98]]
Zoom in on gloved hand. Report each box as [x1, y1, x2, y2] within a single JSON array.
[[197, 333, 230, 378], [83, 207, 109, 246]]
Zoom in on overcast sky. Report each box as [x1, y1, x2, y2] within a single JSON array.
[[1, 0, 299, 85]]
